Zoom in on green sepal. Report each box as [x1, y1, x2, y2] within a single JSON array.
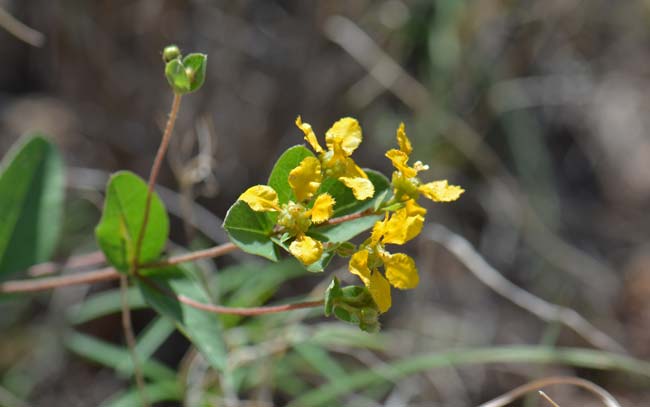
[[324, 278, 381, 332], [164, 53, 207, 94]]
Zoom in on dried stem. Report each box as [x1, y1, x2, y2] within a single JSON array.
[[0, 267, 120, 293], [142, 242, 238, 268], [426, 224, 625, 353], [119, 275, 149, 407], [0, 7, 45, 47], [478, 376, 621, 407]]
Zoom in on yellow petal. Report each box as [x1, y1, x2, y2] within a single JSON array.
[[311, 193, 335, 223], [396, 123, 412, 155], [296, 116, 324, 154], [404, 199, 427, 217], [339, 176, 374, 200], [325, 117, 362, 156], [239, 185, 280, 212], [342, 157, 368, 179], [419, 180, 464, 202], [370, 215, 388, 245], [382, 209, 424, 245], [383, 253, 419, 289], [367, 270, 392, 313], [349, 250, 372, 283], [289, 235, 323, 265], [386, 149, 417, 178], [289, 156, 322, 202]]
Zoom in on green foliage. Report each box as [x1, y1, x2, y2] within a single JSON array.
[[0, 135, 63, 278], [223, 200, 279, 261], [95, 171, 169, 272], [324, 278, 380, 333], [164, 52, 207, 94], [136, 265, 227, 372], [224, 146, 391, 269], [268, 145, 315, 204]]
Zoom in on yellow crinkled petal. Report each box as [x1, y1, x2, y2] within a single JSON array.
[[325, 117, 362, 156], [342, 157, 369, 179], [339, 176, 374, 200], [349, 250, 372, 283], [404, 199, 427, 216], [396, 123, 412, 155], [370, 215, 388, 245], [419, 180, 464, 202], [311, 193, 335, 223], [385, 149, 417, 178], [289, 156, 322, 202], [239, 185, 280, 212], [382, 208, 424, 245], [296, 116, 324, 154], [289, 235, 323, 265], [383, 252, 419, 290], [367, 270, 392, 313]]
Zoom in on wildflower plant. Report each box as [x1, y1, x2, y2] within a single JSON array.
[[225, 115, 464, 330], [0, 45, 464, 404]]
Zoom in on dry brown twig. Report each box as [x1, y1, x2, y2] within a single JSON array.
[[425, 224, 625, 353], [478, 376, 621, 407]]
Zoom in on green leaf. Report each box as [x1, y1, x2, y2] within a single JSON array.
[[95, 171, 169, 272], [324, 169, 390, 217], [288, 346, 650, 407], [136, 265, 227, 372], [267, 145, 314, 204], [223, 200, 279, 261], [311, 169, 390, 243], [183, 53, 207, 93], [216, 258, 308, 327], [0, 135, 64, 278], [101, 381, 181, 407], [64, 331, 175, 381], [311, 215, 381, 244]]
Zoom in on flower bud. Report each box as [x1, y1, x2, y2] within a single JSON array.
[[163, 45, 181, 63]]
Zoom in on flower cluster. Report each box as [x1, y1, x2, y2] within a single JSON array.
[[296, 117, 374, 200], [239, 155, 336, 266], [347, 123, 464, 313], [235, 116, 464, 322]]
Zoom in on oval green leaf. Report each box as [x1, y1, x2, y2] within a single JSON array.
[[267, 145, 314, 204], [95, 171, 169, 272], [223, 200, 279, 261], [0, 135, 64, 277]]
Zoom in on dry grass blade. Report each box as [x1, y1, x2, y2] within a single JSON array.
[[478, 376, 621, 407], [425, 224, 625, 353]]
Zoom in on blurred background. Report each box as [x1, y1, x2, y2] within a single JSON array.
[[2, 0, 650, 406]]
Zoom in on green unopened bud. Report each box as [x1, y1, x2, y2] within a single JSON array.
[[163, 45, 181, 63]]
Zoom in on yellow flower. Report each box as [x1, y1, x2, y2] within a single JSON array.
[[238, 185, 280, 212], [289, 235, 323, 265], [386, 123, 464, 203], [347, 209, 422, 312], [350, 250, 392, 313], [296, 116, 374, 200], [288, 156, 322, 202], [238, 156, 337, 265]]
